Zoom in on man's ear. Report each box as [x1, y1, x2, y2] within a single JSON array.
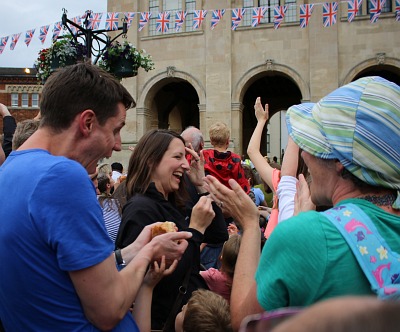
[[79, 110, 96, 137], [335, 160, 345, 175]]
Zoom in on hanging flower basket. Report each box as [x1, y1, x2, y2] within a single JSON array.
[[99, 41, 155, 79], [34, 37, 87, 83], [111, 58, 139, 78]]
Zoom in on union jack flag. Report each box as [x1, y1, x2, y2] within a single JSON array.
[[106, 12, 119, 30], [231, 8, 246, 30], [175, 11, 187, 32], [138, 12, 152, 31], [322, 2, 338, 27], [156, 12, 170, 33], [252, 7, 267, 27], [348, 0, 363, 22], [124, 12, 135, 28], [69, 16, 82, 35], [38, 25, 49, 44], [52, 22, 62, 41], [25, 29, 35, 47], [396, 0, 400, 21], [370, 0, 386, 23], [274, 5, 288, 29], [211, 9, 225, 30], [299, 4, 315, 28], [193, 10, 207, 29], [0, 36, 8, 55], [9, 33, 21, 50], [88, 13, 103, 30]]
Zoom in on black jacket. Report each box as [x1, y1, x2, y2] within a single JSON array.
[[116, 183, 227, 330]]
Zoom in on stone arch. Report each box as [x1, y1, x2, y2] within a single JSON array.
[[137, 67, 206, 109], [342, 56, 400, 85], [232, 62, 310, 104]]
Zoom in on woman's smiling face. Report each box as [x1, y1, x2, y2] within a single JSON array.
[[151, 137, 189, 199]]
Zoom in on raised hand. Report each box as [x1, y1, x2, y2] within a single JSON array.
[[204, 175, 259, 232], [254, 97, 269, 122], [189, 195, 216, 234]]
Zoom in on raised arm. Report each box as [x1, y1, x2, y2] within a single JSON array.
[[247, 97, 275, 192], [277, 136, 300, 222]]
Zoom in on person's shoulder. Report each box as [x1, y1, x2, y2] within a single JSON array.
[[272, 211, 325, 241]]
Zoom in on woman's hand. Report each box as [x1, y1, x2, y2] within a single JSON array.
[[294, 174, 316, 215], [254, 97, 269, 123], [189, 196, 215, 234]]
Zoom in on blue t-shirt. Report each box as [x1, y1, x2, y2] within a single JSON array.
[[251, 187, 265, 206], [0, 149, 138, 331]]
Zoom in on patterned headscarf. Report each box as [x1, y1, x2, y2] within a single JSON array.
[[286, 76, 400, 208]]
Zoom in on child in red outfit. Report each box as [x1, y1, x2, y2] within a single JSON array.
[[202, 122, 250, 193]]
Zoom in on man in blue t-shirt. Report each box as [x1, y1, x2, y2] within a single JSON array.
[[0, 63, 192, 331]]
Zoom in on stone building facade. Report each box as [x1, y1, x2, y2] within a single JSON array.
[[105, 0, 399, 167]]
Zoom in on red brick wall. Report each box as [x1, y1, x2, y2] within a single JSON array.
[[0, 76, 41, 136]]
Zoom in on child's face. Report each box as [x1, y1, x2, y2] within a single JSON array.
[[175, 304, 187, 332]]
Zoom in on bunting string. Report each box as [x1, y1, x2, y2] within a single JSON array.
[[0, 0, 398, 55]]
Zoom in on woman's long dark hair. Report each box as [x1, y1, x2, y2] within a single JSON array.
[[125, 129, 188, 209]]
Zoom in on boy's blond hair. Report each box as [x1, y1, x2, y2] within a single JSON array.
[[183, 289, 232, 332], [209, 122, 230, 148]]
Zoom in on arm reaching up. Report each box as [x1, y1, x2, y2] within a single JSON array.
[[247, 97, 275, 192]]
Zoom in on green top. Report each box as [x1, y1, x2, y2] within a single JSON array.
[[255, 198, 400, 310]]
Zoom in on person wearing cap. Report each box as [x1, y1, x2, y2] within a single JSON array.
[[203, 76, 400, 330]]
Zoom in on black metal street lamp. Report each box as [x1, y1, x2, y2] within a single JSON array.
[[61, 8, 128, 64]]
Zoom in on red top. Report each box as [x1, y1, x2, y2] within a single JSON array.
[[202, 149, 250, 193]]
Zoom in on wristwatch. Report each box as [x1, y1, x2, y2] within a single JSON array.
[[115, 249, 126, 267]]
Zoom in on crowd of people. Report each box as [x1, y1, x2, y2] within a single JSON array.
[[0, 63, 399, 332]]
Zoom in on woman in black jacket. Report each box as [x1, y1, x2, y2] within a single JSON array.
[[116, 129, 228, 331]]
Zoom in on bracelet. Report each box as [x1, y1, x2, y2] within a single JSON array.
[[198, 191, 210, 197], [115, 249, 126, 267]]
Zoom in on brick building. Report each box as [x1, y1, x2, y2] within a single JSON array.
[[0, 67, 41, 135]]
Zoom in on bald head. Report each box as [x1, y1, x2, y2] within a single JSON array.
[[181, 126, 204, 153]]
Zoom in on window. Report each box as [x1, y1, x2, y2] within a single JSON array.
[[185, 0, 196, 32], [243, 0, 296, 26], [22, 93, 29, 107], [149, 0, 195, 35], [368, 0, 392, 13], [11, 93, 18, 107], [32, 93, 39, 107], [149, 0, 160, 36], [352, 0, 393, 17]]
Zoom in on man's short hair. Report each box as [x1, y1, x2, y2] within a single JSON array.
[[40, 62, 135, 131]]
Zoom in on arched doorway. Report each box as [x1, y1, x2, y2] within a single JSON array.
[[242, 73, 302, 160], [153, 79, 199, 132], [352, 64, 400, 85]]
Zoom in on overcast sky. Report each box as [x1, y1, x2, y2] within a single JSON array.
[[0, 1, 107, 68]]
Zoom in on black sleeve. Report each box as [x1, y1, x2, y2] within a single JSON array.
[[202, 202, 229, 244], [116, 197, 164, 248], [2, 115, 16, 158], [185, 177, 228, 244]]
